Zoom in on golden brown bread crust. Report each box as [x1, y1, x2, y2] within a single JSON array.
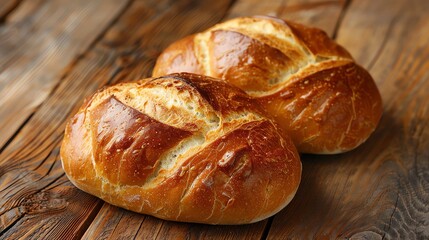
[[60, 73, 301, 224], [152, 16, 383, 154]]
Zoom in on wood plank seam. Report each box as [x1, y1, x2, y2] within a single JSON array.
[[73, 200, 105, 239], [332, 0, 351, 39], [0, 213, 24, 237], [0, 0, 134, 151], [219, 0, 239, 20], [0, 0, 133, 155], [1, 0, 241, 238], [0, 0, 23, 23], [0, 111, 34, 155], [276, 0, 340, 17], [0, 172, 65, 236], [1, 111, 67, 167], [0, 0, 134, 156], [382, 192, 399, 239], [132, 220, 145, 240], [367, 16, 398, 71], [260, 217, 273, 240]]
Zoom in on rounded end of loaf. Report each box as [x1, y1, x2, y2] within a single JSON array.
[[60, 73, 301, 224], [259, 62, 382, 154], [152, 16, 383, 154]]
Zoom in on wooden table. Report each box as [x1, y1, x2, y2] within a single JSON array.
[[0, 0, 428, 239]]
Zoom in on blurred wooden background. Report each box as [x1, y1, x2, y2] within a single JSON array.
[[0, 0, 428, 239]]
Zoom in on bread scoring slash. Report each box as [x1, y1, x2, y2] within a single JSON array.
[[153, 16, 383, 154], [60, 73, 301, 225]]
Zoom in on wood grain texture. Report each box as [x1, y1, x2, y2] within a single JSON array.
[[0, 0, 130, 238], [0, 0, 428, 239], [83, 203, 267, 240], [267, 0, 429, 238], [0, 0, 253, 239], [0, 0, 130, 150], [0, 0, 22, 20], [226, 0, 347, 34]]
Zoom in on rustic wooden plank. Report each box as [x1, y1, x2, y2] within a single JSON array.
[[227, 0, 347, 34], [2, 0, 427, 239], [0, 0, 130, 150], [83, 203, 266, 240], [0, 173, 104, 239], [0, 0, 253, 239], [267, 0, 429, 238], [0, 48, 114, 238], [0, 0, 131, 238]]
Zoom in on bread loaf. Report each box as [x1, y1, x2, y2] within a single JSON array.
[[60, 73, 301, 224], [153, 16, 383, 154]]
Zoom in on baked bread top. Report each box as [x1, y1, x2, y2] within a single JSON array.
[[61, 73, 301, 224], [153, 16, 383, 154]]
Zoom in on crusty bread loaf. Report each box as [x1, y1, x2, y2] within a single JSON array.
[[60, 73, 301, 224], [153, 16, 383, 154]]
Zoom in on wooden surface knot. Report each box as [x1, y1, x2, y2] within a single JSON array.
[[21, 191, 68, 215]]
